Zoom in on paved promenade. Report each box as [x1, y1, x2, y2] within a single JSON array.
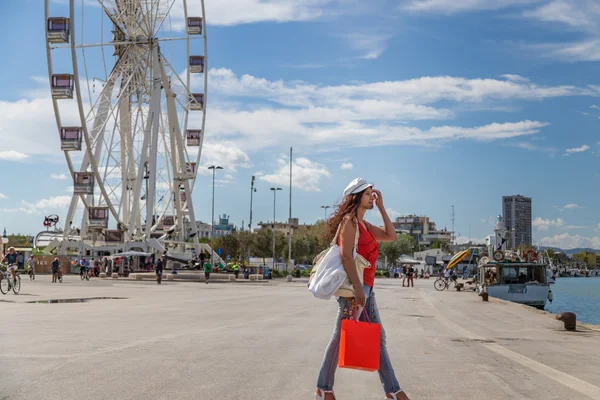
[[1, 276, 599, 400]]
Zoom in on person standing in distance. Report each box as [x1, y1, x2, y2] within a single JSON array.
[[155, 257, 164, 283], [51, 257, 60, 283], [27, 256, 36, 280], [406, 265, 414, 288], [315, 178, 410, 400], [203, 258, 211, 284]]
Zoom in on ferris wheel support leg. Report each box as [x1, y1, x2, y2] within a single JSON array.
[[145, 47, 162, 240], [128, 45, 161, 239], [159, 55, 200, 250], [119, 87, 132, 234]]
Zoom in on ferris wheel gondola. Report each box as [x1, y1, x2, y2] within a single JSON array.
[[45, 0, 208, 254]]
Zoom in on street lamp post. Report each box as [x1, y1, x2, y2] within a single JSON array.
[[208, 166, 223, 270], [248, 176, 257, 266], [321, 205, 330, 220], [248, 176, 256, 231], [270, 187, 282, 272]]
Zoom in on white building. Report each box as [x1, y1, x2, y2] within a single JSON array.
[[414, 249, 449, 263], [195, 221, 212, 239]]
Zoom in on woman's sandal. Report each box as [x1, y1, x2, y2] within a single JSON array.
[[386, 390, 407, 399], [316, 388, 336, 400]]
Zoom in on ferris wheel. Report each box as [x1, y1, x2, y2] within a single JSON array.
[[44, 0, 207, 252]]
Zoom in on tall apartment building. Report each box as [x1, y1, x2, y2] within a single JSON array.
[[502, 195, 532, 249]]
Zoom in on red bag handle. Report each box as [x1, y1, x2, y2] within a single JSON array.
[[355, 307, 372, 324]]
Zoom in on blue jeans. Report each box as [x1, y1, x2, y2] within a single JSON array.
[[316, 284, 401, 394]]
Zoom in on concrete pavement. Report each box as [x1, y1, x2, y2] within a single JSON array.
[[1, 275, 599, 400]]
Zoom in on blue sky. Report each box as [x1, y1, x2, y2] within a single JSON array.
[[1, 0, 600, 249]]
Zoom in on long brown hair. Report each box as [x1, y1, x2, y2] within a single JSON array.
[[325, 191, 364, 242]]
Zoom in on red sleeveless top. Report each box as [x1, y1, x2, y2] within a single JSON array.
[[357, 222, 379, 287]]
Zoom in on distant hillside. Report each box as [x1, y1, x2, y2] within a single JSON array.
[[537, 246, 600, 256]]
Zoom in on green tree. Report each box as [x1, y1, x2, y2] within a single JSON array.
[[213, 234, 240, 261], [431, 239, 451, 252], [292, 235, 313, 264], [253, 229, 286, 265], [236, 231, 255, 263], [379, 241, 402, 268], [7, 234, 32, 247], [396, 233, 417, 255]]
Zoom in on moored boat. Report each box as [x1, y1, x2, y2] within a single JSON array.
[[478, 262, 551, 309]]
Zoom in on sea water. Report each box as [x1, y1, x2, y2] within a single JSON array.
[[545, 277, 600, 325]]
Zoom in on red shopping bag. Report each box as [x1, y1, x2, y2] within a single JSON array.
[[338, 311, 380, 372]]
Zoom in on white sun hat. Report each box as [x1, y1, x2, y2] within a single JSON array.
[[343, 178, 373, 197]]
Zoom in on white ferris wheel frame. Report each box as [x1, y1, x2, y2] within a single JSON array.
[[44, 0, 208, 254]]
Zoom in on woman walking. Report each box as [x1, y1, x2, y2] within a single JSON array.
[[315, 178, 410, 400], [51, 257, 60, 283]]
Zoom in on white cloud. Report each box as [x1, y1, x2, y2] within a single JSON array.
[[4, 72, 597, 165], [386, 208, 402, 220], [522, 0, 598, 31], [554, 203, 583, 212], [196, 69, 599, 152], [403, 0, 600, 63], [532, 217, 564, 231], [538, 232, 600, 249], [0, 195, 72, 215], [367, 208, 403, 226], [173, 0, 338, 27], [455, 236, 486, 245], [340, 162, 353, 170], [509, 141, 557, 154], [33, 196, 72, 210], [207, 68, 598, 107], [0, 193, 7, 199], [50, 173, 68, 180], [500, 74, 530, 83], [480, 216, 495, 225], [520, 1, 600, 62], [343, 32, 393, 60], [565, 144, 590, 154], [530, 40, 600, 62], [0, 150, 29, 161], [403, 0, 540, 14], [195, 142, 252, 176], [258, 157, 331, 192]]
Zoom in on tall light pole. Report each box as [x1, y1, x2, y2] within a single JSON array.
[[209, 166, 223, 269], [321, 205, 330, 220], [248, 176, 256, 231], [271, 187, 282, 271]]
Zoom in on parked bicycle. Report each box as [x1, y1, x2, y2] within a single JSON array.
[[0, 264, 21, 295], [434, 276, 459, 291]]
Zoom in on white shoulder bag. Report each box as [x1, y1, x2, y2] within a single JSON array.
[[308, 220, 371, 300]]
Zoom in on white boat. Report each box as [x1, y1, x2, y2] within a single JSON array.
[[478, 262, 551, 309]]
